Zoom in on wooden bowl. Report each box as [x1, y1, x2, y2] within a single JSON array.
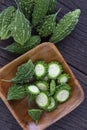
[[0, 43, 84, 130]]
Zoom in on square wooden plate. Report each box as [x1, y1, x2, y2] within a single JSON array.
[[0, 43, 84, 130]]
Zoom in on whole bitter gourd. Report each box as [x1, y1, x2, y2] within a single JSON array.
[[9, 9, 31, 45], [6, 35, 41, 54], [37, 12, 58, 37], [0, 6, 15, 40], [18, 0, 34, 20], [49, 9, 81, 43], [32, 0, 50, 27]]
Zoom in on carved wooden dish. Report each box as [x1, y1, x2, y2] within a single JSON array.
[[0, 43, 84, 130]]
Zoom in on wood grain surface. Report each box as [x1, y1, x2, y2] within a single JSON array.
[[0, 0, 87, 130]]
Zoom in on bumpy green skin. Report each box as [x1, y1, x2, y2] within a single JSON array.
[[46, 97, 57, 112], [57, 73, 70, 84], [9, 9, 31, 45], [32, 0, 50, 27], [28, 109, 43, 124], [48, 0, 57, 14], [58, 84, 71, 92], [34, 61, 48, 79], [50, 80, 56, 95], [35, 81, 49, 91], [48, 61, 63, 79], [6, 35, 41, 54], [0, 6, 15, 40], [49, 9, 81, 43], [7, 84, 26, 100], [18, 0, 34, 20], [37, 13, 57, 37]]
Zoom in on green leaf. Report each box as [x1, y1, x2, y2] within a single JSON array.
[[7, 84, 26, 100], [28, 109, 43, 124], [0, 6, 15, 40], [49, 9, 81, 43], [9, 9, 31, 45], [6, 35, 41, 54], [12, 60, 34, 84]]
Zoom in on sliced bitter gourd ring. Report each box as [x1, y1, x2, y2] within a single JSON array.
[[36, 92, 50, 109], [46, 97, 57, 112], [34, 61, 47, 79], [27, 85, 40, 95], [48, 62, 63, 79], [57, 73, 70, 84], [54, 89, 70, 103], [36, 81, 49, 91]]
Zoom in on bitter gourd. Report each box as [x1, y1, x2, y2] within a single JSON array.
[[0, 6, 15, 40], [49, 9, 81, 43], [37, 12, 58, 37], [9, 9, 31, 45], [48, 0, 57, 14], [18, 0, 34, 20], [32, 0, 50, 27], [6, 35, 41, 54]]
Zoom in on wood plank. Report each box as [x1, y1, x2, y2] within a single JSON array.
[[0, 0, 87, 130]]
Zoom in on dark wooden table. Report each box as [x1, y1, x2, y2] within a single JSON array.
[[0, 0, 87, 130]]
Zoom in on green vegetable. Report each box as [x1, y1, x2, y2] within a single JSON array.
[[57, 73, 70, 84], [48, 0, 57, 14], [36, 92, 50, 109], [50, 80, 56, 95], [7, 84, 26, 100], [54, 89, 70, 103], [46, 97, 57, 112], [0, 6, 15, 40], [43, 76, 49, 81], [49, 9, 81, 43], [37, 12, 57, 37], [48, 61, 63, 79], [32, 0, 50, 26], [9, 9, 31, 45], [18, 0, 34, 20], [58, 84, 71, 92], [4, 60, 34, 84], [36, 81, 49, 91], [34, 61, 47, 79], [27, 85, 40, 95], [6, 35, 41, 54], [28, 109, 43, 124]]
